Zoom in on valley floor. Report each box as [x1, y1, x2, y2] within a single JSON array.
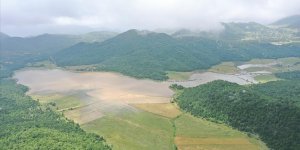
[[12, 57, 300, 149]]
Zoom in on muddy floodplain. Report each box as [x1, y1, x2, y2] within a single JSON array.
[[14, 69, 257, 124], [14, 69, 174, 124]]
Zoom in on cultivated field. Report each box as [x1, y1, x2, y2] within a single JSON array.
[[131, 103, 182, 118], [31, 93, 85, 110], [167, 71, 193, 81], [240, 57, 300, 73], [254, 74, 279, 83], [209, 62, 239, 74], [82, 111, 175, 150], [175, 114, 268, 150], [14, 67, 272, 150]]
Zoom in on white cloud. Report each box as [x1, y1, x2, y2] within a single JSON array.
[[52, 16, 115, 27], [1, 0, 299, 36]]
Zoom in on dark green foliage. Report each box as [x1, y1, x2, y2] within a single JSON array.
[[54, 29, 300, 80], [1, 34, 78, 59], [176, 80, 300, 150], [254, 77, 300, 107], [0, 53, 45, 78], [169, 84, 184, 90], [275, 71, 300, 80], [0, 79, 111, 149]]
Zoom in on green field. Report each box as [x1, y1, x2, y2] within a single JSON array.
[[31, 94, 85, 111], [166, 71, 192, 81], [245, 59, 275, 64], [131, 103, 182, 118], [80, 102, 267, 150], [254, 74, 279, 83], [32, 94, 268, 150], [243, 57, 300, 73], [279, 57, 300, 65], [222, 57, 300, 74], [175, 113, 268, 150], [209, 57, 300, 84], [243, 67, 275, 72], [82, 111, 175, 150], [209, 62, 239, 74], [25, 65, 278, 150]]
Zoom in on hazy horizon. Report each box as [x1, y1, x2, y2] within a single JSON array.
[[1, 0, 300, 37]]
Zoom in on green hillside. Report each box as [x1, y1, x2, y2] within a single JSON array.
[[220, 22, 300, 42], [54, 29, 300, 80], [174, 79, 300, 150], [271, 15, 300, 28], [0, 32, 117, 57], [275, 70, 300, 80]]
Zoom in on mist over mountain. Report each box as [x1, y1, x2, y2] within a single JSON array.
[[53, 26, 300, 80], [271, 15, 300, 28], [0, 31, 117, 57], [0, 32, 10, 39], [2, 0, 300, 36], [1, 1, 300, 150]]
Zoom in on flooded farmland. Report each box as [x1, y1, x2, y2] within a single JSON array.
[[14, 68, 258, 124]]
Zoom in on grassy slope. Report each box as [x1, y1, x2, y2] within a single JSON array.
[[31, 90, 268, 150], [131, 103, 182, 118], [82, 111, 174, 150], [208, 62, 239, 74], [81, 102, 267, 150], [31, 94, 85, 110], [254, 74, 279, 83], [175, 114, 267, 150], [166, 71, 193, 81]]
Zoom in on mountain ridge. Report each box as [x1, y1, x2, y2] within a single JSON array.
[[271, 14, 300, 28], [53, 29, 300, 80]]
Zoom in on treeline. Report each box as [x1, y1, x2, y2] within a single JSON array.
[[0, 51, 47, 78], [0, 78, 111, 149], [275, 70, 300, 80], [175, 79, 300, 150]]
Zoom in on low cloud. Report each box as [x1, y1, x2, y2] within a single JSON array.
[[1, 0, 300, 36]]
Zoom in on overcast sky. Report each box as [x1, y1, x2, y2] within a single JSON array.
[[1, 0, 300, 36]]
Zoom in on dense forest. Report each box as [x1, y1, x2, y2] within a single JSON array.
[[174, 78, 300, 150], [0, 77, 111, 149], [54, 30, 300, 80], [275, 70, 300, 80]]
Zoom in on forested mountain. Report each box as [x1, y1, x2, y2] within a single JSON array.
[[0, 31, 117, 57], [271, 15, 300, 28], [170, 20, 300, 42], [54, 29, 300, 80], [220, 22, 295, 41], [0, 30, 115, 149], [174, 78, 300, 150]]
